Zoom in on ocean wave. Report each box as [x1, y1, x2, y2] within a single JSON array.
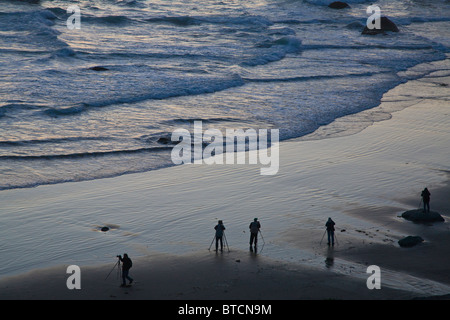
[[2, 0, 41, 3], [394, 16, 450, 26], [274, 18, 337, 25], [45, 7, 68, 17], [305, 0, 371, 5], [0, 146, 171, 161], [43, 105, 85, 117], [0, 136, 115, 147], [0, 8, 71, 58], [144, 14, 273, 27], [300, 43, 436, 51], [0, 103, 42, 115], [241, 36, 302, 66], [0, 9, 57, 29], [145, 16, 200, 27], [71, 13, 274, 28], [49, 47, 76, 58], [162, 117, 244, 125], [40, 75, 245, 117], [82, 14, 134, 25], [243, 71, 382, 83]]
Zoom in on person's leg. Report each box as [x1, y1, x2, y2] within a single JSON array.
[[126, 272, 133, 284], [327, 231, 331, 245], [122, 269, 128, 286], [250, 233, 257, 245], [331, 231, 335, 245], [219, 237, 223, 251], [215, 237, 219, 251]]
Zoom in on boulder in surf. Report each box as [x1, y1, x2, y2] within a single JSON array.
[[401, 209, 445, 223], [398, 236, 424, 248], [362, 16, 399, 35], [89, 66, 109, 71], [328, 2, 350, 9]]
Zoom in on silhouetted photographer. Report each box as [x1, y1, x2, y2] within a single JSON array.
[[421, 187, 431, 213], [117, 253, 134, 287]]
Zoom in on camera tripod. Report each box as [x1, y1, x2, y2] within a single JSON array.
[[105, 257, 122, 281], [208, 232, 230, 252]]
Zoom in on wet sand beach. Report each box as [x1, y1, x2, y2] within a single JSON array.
[[0, 62, 449, 300]]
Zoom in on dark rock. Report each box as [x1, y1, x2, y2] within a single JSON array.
[[346, 21, 365, 30], [89, 66, 109, 71], [362, 16, 399, 35], [398, 236, 424, 248], [101, 226, 110, 232], [328, 1, 350, 9], [157, 136, 176, 145], [401, 209, 445, 223]]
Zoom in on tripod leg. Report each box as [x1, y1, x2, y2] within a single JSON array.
[[259, 230, 265, 244], [320, 230, 326, 245], [105, 260, 119, 281], [223, 233, 230, 252], [208, 235, 215, 251], [259, 230, 265, 253]]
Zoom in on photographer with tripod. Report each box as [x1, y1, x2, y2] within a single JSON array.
[[214, 220, 226, 252], [118, 253, 134, 287], [249, 218, 261, 252]]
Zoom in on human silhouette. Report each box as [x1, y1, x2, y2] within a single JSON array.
[[118, 253, 133, 287], [421, 187, 431, 213], [214, 220, 226, 252], [325, 218, 335, 246], [249, 218, 261, 252]]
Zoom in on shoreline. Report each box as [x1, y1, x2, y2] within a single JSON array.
[[0, 65, 449, 300], [0, 250, 426, 300], [1, 56, 447, 194]]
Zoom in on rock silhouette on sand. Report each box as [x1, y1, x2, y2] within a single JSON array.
[[362, 17, 399, 35], [401, 209, 445, 223], [398, 236, 424, 248]]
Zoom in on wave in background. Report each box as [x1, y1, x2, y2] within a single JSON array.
[[0, 0, 449, 190]]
